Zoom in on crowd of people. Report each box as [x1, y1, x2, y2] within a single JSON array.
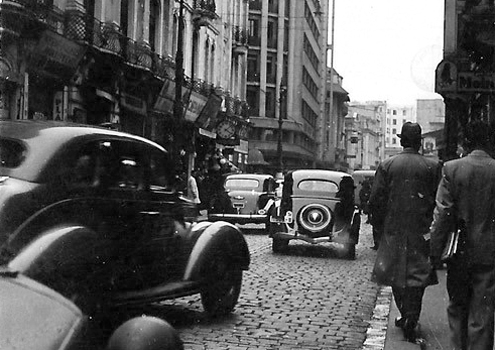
[[364, 119, 495, 350]]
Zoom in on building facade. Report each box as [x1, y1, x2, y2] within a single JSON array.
[[322, 67, 350, 171], [384, 104, 415, 157], [246, 0, 330, 174], [416, 99, 445, 134], [345, 101, 386, 170], [436, 0, 495, 160], [0, 0, 250, 173]]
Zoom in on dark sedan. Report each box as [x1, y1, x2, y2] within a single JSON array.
[[208, 173, 277, 228], [268, 169, 361, 259], [0, 120, 250, 348]]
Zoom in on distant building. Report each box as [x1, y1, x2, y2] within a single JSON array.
[[345, 101, 386, 170], [384, 104, 415, 157], [416, 99, 445, 134]]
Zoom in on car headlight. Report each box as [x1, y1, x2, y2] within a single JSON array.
[[298, 204, 332, 232]]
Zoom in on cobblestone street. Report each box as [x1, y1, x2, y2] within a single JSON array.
[[149, 217, 381, 349]]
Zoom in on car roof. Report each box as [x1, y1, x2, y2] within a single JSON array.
[[0, 120, 166, 181], [288, 169, 352, 183]]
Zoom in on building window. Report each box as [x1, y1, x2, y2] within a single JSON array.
[[392, 119, 397, 125], [403, 109, 407, 116], [392, 128, 397, 134], [247, 53, 260, 82], [246, 86, 259, 116], [392, 109, 397, 115], [248, 17, 261, 46], [266, 88, 276, 118], [392, 138, 396, 144], [267, 18, 277, 49], [266, 53, 276, 84]]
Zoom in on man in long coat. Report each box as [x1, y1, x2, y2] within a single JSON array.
[[430, 119, 495, 350], [369, 122, 440, 343]]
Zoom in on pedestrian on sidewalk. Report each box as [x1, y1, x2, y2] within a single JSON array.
[[368, 122, 440, 344], [430, 119, 495, 350]]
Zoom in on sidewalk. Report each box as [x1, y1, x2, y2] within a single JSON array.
[[363, 269, 451, 350]]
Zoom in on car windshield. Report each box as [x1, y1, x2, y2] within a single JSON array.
[[0, 138, 27, 169], [298, 179, 339, 193], [225, 179, 260, 190]]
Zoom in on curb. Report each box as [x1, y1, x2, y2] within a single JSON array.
[[362, 285, 392, 350]]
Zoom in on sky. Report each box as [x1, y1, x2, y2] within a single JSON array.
[[331, 0, 445, 106]]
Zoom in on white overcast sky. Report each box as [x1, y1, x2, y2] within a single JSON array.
[[331, 0, 445, 105]]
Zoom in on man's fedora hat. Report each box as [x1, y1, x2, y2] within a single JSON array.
[[398, 122, 422, 140]]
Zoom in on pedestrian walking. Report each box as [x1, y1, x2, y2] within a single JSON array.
[[368, 122, 440, 344], [429, 119, 495, 350]]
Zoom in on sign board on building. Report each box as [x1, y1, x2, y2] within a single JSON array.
[[29, 31, 86, 80], [436, 59, 495, 93]]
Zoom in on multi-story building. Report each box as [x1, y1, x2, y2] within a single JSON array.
[[0, 0, 250, 172], [384, 104, 415, 157], [246, 0, 330, 173], [345, 101, 386, 170], [416, 99, 445, 134], [323, 67, 350, 171]]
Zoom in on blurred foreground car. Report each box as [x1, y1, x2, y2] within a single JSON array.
[[0, 121, 250, 327], [1, 271, 183, 349], [208, 173, 277, 228], [269, 169, 360, 259]]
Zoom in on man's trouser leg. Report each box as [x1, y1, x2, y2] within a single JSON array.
[[392, 285, 425, 340], [447, 261, 495, 350]]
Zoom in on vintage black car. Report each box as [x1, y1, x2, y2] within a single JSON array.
[[268, 169, 360, 259], [0, 120, 250, 339], [208, 173, 277, 228]]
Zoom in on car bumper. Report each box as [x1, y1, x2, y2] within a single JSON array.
[[208, 213, 268, 225], [270, 216, 359, 245]]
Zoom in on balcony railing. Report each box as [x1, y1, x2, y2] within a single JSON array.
[[192, 0, 217, 26]]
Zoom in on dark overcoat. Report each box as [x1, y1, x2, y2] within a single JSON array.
[[369, 148, 440, 288]]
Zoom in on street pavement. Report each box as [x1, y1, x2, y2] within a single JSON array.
[[141, 216, 455, 349], [145, 216, 381, 349]]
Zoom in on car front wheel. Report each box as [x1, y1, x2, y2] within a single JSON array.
[[201, 260, 242, 317]]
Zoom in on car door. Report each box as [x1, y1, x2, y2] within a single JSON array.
[[137, 146, 188, 284]]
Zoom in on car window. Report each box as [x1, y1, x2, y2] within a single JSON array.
[[225, 179, 260, 189], [298, 179, 339, 193], [148, 149, 173, 192], [0, 138, 27, 168], [108, 142, 145, 191], [60, 142, 100, 188]]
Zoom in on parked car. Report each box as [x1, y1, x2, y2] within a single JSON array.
[[0, 271, 183, 349], [0, 120, 250, 325], [268, 169, 361, 259], [208, 173, 278, 228], [351, 169, 376, 211]]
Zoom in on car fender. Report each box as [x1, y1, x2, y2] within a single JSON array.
[[8, 225, 104, 298], [184, 221, 250, 281], [107, 316, 183, 350]]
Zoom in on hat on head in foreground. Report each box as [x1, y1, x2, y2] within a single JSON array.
[[398, 122, 422, 140]]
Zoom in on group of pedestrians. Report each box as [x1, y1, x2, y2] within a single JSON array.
[[368, 119, 495, 350]]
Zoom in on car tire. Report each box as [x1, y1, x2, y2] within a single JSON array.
[[344, 243, 356, 260], [201, 259, 242, 317], [272, 237, 288, 253]]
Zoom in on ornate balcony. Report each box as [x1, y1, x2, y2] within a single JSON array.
[[192, 0, 217, 27], [232, 25, 248, 55]]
